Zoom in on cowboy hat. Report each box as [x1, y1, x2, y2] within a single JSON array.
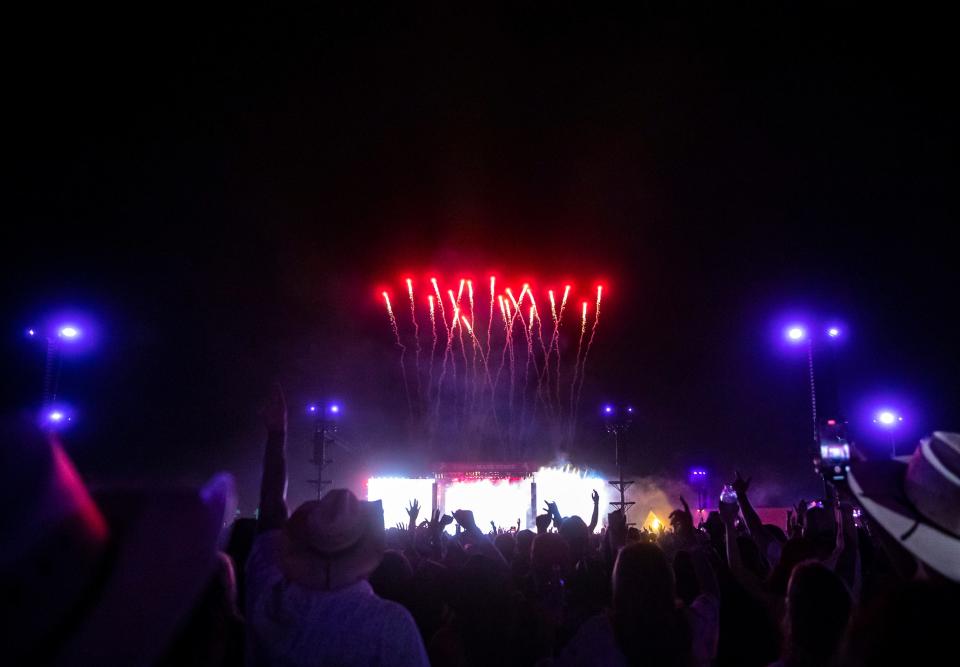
[[848, 431, 960, 582], [280, 489, 385, 590], [0, 418, 236, 665]]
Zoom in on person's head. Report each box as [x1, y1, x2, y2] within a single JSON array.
[[611, 543, 691, 667], [531, 532, 570, 578], [368, 549, 413, 603], [281, 490, 385, 590], [558, 515, 590, 559], [515, 529, 534, 560], [783, 561, 851, 667], [768, 537, 817, 597], [494, 531, 516, 562]]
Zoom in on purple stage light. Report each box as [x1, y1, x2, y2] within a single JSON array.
[[626, 406, 635, 414], [328, 404, 340, 415], [786, 325, 806, 342], [307, 404, 318, 413], [602, 404, 614, 415], [827, 327, 840, 337], [27, 328, 36, 337], [874, 410, 903, 427], [57, 325, 81, 340], [41, 405, 74, 430]]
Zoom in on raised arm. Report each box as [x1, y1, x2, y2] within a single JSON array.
[[588, 489, 600, 533], [733, 471, 770, 553], [258, 384, 289, 533]]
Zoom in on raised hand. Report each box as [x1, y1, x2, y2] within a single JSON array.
[[669, 495, 695, 541], [453, 509, 477, 532], [733, 470, 752, 498], [262, 383, 287, 433], [406, 499, 420, 524], [490, 520, 498, 534], [591, 489, 600, 504]]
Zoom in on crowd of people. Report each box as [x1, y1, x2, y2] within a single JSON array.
[[3, 384, 958, 666]]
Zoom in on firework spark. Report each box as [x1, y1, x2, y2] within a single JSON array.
[[380, 275, 607, 454], [383, 291, 412, 417], [406, 279, 422, 407]]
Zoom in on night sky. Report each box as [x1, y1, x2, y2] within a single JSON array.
[[4, 6, 957, 510]]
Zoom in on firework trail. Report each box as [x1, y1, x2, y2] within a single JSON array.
[[427, 295, 437, 404], [569, 301, 589, 426], [461, 314, 502, 442], [505, 299, 517, 414], [383, 292, 412, 417], [406, 279, 423, 409], [431, 277, 449, 336], [434, 301, 459, 422], [554, 284, 571, 412], [494, 295, 509, 394], [486, 276, 495, 359], [574, 286, 603, 424], [467, 280, 480, 411]]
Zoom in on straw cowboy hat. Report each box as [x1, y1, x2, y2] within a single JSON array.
[[280, 489, 385, 590], [0, 418, 235, 665], [848, 431, 960, 582]]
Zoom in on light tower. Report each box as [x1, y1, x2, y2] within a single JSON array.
[[603, 404, 636, 519], [307, 403, 341, 499]]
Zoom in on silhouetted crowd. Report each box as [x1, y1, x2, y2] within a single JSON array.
[[4, 385, 958, 665]]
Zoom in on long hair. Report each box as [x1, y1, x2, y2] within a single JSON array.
[[611, 543, 692, 667]]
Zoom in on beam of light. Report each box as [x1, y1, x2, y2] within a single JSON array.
[[528, 306, 536, 332], [505, 299, 513, 321], [457, 278, 465, 304], [58, 325, 81, 340], [448, 289, 457, 311], [461, 315, 473, 333], [561, 284, 571, 312], [581, 301, 588, 334], [366, 477, 436, 530], [548, 290, 558, 324], [498, 294, 507, 320]]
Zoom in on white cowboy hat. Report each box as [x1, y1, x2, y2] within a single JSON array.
[[847, 431, 960, 582], [280, 489, 385, 590]]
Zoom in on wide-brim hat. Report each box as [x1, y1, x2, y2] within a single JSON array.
[[0, 418, 236, 665], [280, 489, 385, 590], [848, 431, 960, 582]]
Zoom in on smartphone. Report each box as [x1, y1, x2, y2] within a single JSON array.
[[819, 443, 851, 482]]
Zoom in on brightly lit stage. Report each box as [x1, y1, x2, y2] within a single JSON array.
[[367, 463, 610, 532]]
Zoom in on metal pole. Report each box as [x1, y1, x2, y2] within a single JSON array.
[[807, 338, 819, 450]]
